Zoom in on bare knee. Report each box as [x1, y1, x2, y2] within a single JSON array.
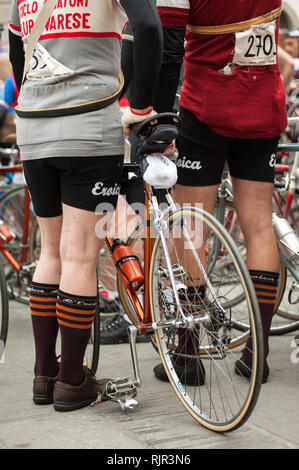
[[242, 215, 274, 245], [60, 239, 100, 271]]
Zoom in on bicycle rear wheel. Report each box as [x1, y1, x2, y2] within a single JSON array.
[[150, 207, 263, 432]]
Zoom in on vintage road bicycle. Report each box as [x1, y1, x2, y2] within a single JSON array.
[[1, 114, 264, 432], [89, 113, 264, 433]]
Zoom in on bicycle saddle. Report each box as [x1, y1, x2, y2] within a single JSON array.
[[135, 112, 180, 158]]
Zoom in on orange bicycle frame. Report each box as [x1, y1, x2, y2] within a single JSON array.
[[105, 183, 153, 336]]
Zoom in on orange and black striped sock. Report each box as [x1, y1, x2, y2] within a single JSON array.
[[243, 270, 279, 364], [56, 290, 96, 386], [30, 281, 59, 377], [175, 285, 206, 367]]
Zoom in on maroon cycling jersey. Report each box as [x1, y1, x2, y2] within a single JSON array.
[[157, 0, 287, 139]]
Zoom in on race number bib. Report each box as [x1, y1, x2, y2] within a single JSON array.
[[27, 42, 75, 81], [233, 21, 277, 66]]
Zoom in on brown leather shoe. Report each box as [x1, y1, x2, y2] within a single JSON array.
[[53, 369, 111, 412], [33, 374, 59, 405]]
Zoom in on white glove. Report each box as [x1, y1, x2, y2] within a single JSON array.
[[121, 106, 156, 135]]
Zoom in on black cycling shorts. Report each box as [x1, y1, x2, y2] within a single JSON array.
[[176, 107, 280, 186], [23, 155, 124, 217]]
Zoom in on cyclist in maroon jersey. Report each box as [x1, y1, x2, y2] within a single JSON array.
[[150, 0, 287, 384]]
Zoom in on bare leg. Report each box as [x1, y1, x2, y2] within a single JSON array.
[[232, 177, 279, 371], [231, 177, 279, 272], [57, 203, 114, 385], [32, 215, 63, 284], [174, 183, 218, 215], [174, 183, 218, 278], [59, 203, 113, 296]]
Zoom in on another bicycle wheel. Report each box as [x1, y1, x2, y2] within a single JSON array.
[[150, 207, 263, 432], [0, 185, 29, 265], [117, 223, 145, 325], [84, 291, 101, 375], [271, 261, 299, 335], [217, 198, 299, 336], [0, 259, 9, 354]]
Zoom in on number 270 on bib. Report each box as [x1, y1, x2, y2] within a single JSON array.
[[233, 21, 277, 66]]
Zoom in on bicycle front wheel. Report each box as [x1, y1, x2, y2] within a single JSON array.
[[150, 207, 263, 432]]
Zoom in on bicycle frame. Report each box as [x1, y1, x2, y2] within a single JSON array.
[[104, 180, 154, 336], [274, 144, 299, 227], [105, 163, 229, 339]]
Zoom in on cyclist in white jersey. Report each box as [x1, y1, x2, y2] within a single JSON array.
[[8, 0, 162, 412]]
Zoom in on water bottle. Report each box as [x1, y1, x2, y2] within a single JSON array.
[[0, 220, 14, 245], [272, 213, 299, 264], [111, 239, 144, 291]]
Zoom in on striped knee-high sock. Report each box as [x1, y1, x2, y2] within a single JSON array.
[[175, 285, 206, 367], [243, 270, 279, 364], [56, 290, 96, 386], [30, 281, 59, 377]]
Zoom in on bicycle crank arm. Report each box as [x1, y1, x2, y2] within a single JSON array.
[[127, 325, 142, 387], [98, 325, 142, 412]]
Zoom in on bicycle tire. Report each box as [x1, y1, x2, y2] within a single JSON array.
[[117, 223, 144, 325], [85, 286, 101, 375], [0, 185, 36, 304], [0, 259, 9, 354], [149, 207, 263, 432], [270, 261, 299, 335], [117, 223, 159, 351], [0, 185, 27, 262]]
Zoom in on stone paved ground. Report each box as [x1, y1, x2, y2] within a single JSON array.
[[0, 300, 299, 450]]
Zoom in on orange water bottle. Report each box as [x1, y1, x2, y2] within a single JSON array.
[[0, 220, 14, 245], [111, 239, 144, 291]]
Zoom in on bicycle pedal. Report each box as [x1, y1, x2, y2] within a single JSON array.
[[114, 395, 138, 412], [103, 377, 139, 412]]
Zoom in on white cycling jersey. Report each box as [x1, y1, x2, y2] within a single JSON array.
[[9, 0, 127, 160]]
